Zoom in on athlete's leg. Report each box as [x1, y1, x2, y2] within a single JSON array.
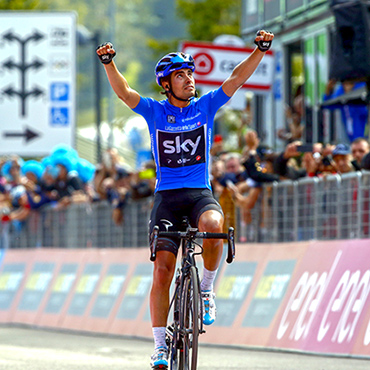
[[198, 209, 224, 271], [198, 209, 224, 326], [150, 250, 177, 328]]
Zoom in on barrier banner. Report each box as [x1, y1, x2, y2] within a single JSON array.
[[271, 240, 370, 356], [0, 240, 369, 359]]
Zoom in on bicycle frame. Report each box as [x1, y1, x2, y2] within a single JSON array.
[[150, 220, 235, 370]]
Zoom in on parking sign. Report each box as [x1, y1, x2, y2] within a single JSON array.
[[0, 12, 76, 156]]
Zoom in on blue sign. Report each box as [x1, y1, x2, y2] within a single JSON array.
[[50, 107, 69, 126], [50, 82, 69, 101]]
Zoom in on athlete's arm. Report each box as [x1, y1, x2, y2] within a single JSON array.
[[96, 43, 140, 109], [221, 30, 274, 98]]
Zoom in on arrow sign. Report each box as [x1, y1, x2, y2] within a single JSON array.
[[3, 127, 40, 143]]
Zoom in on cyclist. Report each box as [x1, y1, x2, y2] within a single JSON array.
[[96, 30, 273, 369]]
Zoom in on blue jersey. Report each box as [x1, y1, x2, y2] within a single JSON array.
[[133, 87, 230, 192]]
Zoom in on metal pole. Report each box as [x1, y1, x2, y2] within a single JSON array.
[[92, 31, 102, 163], [107, 0, 116, 148]]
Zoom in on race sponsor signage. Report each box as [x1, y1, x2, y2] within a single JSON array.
[[116, 263, 152, 320], [18, 262, 55, 311], [67, 263, 101, 316], [215, 261, 256, 326], [243, 260, 296, 327], [90, 264, 128, 318], [272, 242, 370, 355], [44, 263, 78, 314], [181, 41, 274, 90], [0, 263, 25, 310], [0, 12, 76, 156]]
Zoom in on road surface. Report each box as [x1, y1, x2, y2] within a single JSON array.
[[0, 326, 369, 369]]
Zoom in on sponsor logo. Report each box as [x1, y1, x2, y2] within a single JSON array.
[[158, 125, 206, 168], [277, 252, 342, 341], [161, 219, 173, 231], [167, 115, 176, 123]]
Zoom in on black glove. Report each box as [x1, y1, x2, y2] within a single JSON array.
[[254, 31, 272, 52], [96, 42, 116, 64]]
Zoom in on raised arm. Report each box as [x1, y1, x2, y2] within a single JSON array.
[[96, 43, 141, 109], [222, 30, 274, 98]]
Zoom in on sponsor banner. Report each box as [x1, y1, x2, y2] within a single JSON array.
[[243, 260, 296, 328], [44, 263, 78, 314], [0, 241, 369, 358], [271, 240, 370, 356], [116, 263, 152, 320], [90, 264, 128, 318], [17, 262, 55, 312], [0, 263, 26, 312], [215, 261, 256, 327], [181, 42, 274, 90], [66, 263, 102, 317]]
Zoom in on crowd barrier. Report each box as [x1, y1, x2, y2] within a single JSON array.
[[2, 171, 370, 249], [1, 240, 370, 358]]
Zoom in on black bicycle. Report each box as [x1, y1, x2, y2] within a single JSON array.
[[150, 218, 235, 370]]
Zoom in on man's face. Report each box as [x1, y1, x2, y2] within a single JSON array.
[[351, 141, 369, 163], [225, 158, 241, 174], [333, 154, 352, 173], [170, 68, 195, 100]]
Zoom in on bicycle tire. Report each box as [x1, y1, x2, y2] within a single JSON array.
[[179, 265, 200, 370]]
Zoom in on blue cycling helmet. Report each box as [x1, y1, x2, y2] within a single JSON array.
[[155, 52, 195, 86]]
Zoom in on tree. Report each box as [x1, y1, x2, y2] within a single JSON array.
[[0, 0, 47, 9], [176, 0, 241, 41]]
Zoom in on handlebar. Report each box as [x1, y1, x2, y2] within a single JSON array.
[[149, 226, 235, 264]]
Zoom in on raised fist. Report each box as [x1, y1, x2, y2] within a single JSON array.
[[254, 30, 274, 52], [96, 42, 116, 64]]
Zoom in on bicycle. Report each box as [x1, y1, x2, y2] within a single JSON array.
[[150, 217, 235, 370]]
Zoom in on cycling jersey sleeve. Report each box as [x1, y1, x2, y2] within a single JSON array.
[[198, 86, 231, 117], [132, 96, 154, 118]]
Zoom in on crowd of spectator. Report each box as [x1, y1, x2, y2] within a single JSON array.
[[0, 144, 156, 228], [209, 128, 370, 233], [1, 126, 370, 235]]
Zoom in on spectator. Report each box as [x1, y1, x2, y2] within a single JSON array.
[[76, 157, 97, 201], [110, 166, 133, 225], [210, 134, 225, 157], [222, 152, 246, 184], [243, 130, 279, 183], [0, 158, 10, 209], [331, 143, 356, 174], [278, 85, 304, 144], [274, 141, 320, 179], [51, 154, 88, 209], [94, 148, 123, 200], [130, 160, 156, 200], [351, 138, 370, 171], [5, 185, 31, 222], [21, 160, 54, 210], [361, 151, 370, 170], [1, 156, 24, 186], [323, 79, 368, 142], [210, 158, 226, 199]]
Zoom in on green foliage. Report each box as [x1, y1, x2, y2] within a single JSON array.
[[176, 0, 241, 41], [0, 0, 47, 9]]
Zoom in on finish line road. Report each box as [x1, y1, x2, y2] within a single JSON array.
[[0, 327, 369, 370]]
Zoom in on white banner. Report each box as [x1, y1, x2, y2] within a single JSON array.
[[181, 41, 274, 90], [0, 12, 76, 157]]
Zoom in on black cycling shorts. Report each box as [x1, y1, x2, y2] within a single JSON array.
[[149, 188, 223, 256]]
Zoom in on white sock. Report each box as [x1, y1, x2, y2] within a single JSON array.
[[152, 326, 167, 350], [200, 267, 218, 292]]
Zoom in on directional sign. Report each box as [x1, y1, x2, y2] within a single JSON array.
[[0, 12, 76, 156], [181, 41, 274, 90]]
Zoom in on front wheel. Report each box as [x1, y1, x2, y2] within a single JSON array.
[[179, 266, 200, 370]]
